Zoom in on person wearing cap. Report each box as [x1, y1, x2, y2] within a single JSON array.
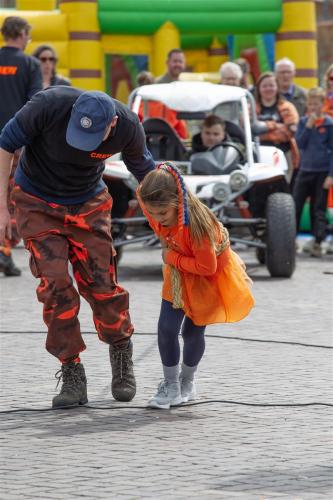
[[0, 85, 155, 409]]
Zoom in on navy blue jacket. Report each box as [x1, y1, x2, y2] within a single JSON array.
[[0, 46, 42, 131], [295, 115, 333, 177], [0, 86, 155, 204]]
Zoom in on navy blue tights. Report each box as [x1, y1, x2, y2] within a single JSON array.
[[158, 299, 206, 367]]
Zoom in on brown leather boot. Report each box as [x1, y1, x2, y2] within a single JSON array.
[[109, 341, 136, 402], [52, 362, 88, 408]]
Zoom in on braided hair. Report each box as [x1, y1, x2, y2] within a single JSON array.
[[139, 162, 221, 245]]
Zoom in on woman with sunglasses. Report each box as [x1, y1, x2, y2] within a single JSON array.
[[32, 44, 71, 89]]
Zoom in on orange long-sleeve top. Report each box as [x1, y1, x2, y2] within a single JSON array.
[[161, 222, 229, 278], [138, 101, 188, 139]]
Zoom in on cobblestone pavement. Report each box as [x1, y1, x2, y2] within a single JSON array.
[[0, 244, 332, 499]]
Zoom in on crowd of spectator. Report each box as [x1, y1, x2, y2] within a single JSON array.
[[0, 15, 332, 276]]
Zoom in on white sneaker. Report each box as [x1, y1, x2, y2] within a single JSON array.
[[148, 380, 183, 409], [180, 377, 196, 403]]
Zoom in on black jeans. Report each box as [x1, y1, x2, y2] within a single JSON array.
[[293, 171, 328, 243]]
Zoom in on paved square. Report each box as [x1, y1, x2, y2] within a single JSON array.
[[0, 245, 332, 499]]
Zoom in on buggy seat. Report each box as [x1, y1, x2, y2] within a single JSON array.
[[143, 118, 188, 161]]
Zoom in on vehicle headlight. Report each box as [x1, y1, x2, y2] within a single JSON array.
[[212, 182, 231, 203], [229, 170, 248, 192]]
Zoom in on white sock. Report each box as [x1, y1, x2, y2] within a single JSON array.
[[180, 363, 197, 381], [163, 364, 180, 383]]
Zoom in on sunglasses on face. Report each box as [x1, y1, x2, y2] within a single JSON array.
[[328, 76, 333, 82], [39, 56, 56, 62]]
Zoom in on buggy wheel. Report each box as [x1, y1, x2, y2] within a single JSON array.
[[266, 193, 296, 278]]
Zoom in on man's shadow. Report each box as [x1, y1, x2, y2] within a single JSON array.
[[1, 405, 204, 438]]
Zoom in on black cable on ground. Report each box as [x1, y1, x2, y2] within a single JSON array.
[[0, 332, 331, 415], [0, 400, 332, 415], [201, 334, 332, 349], [0, 331, 331, 349]]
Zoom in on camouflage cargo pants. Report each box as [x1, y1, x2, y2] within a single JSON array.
[[12, 185, 133, 361]]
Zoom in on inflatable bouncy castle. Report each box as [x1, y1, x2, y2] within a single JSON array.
[[0, 0, 318, 101]]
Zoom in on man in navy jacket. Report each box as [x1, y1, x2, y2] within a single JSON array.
[[0, 87, 155, 408]]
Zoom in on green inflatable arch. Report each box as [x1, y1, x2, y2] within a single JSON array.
[[98, 0, 282, 35]]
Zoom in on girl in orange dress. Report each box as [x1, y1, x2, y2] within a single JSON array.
[[137, 162, 254, 409]]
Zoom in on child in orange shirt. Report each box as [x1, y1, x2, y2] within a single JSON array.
[[137, 162, 254, 409]]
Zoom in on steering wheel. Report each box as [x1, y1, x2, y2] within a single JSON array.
[[208, 141, 245, 162]]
